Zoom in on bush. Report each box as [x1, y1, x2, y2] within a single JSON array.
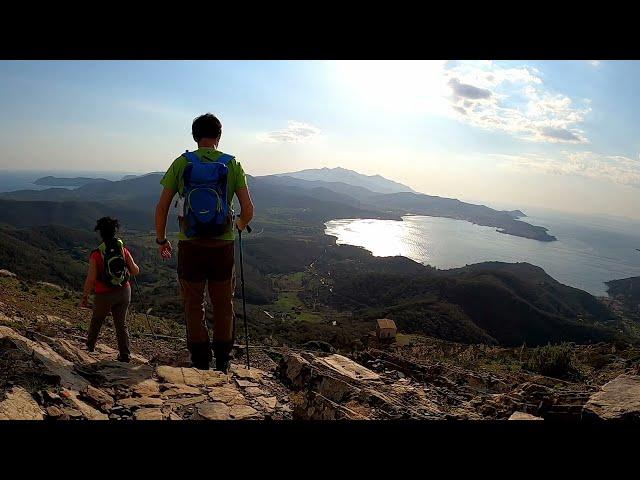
[[524, 343, 578, 379]]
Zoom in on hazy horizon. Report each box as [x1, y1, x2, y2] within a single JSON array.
[[1, 60, 639, 220]]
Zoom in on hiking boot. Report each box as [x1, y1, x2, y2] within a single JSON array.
[[212, 341, 233, 373], [117, 354, 130, 363], [190, 342, 212, 370]]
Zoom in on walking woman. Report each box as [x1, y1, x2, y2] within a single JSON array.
[[81, 217, 140, 362]]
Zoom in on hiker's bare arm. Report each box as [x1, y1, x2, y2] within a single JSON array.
[[155, 187, 175, 258], [235, 186, 254, 231], [125, 250, 140, 276], [81, 257, 97, 307]]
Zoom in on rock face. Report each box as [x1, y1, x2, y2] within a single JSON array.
[[583, 374, 640, 422], [0, 387, 45, 420], [0, 325, 291, 421], [509, 411, 543, 420]]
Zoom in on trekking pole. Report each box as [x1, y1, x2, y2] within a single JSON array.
[[132, 276, 157, 340], [238, 223, 252, 369]]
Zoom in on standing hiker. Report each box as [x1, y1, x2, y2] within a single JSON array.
[[155, 113, 254, 372], [81, 217, 140, 362]]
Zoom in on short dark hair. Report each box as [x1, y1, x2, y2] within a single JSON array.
[[94, 217, 119, 242], [192, 113, 222, 142]]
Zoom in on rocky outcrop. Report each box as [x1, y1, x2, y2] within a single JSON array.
[[0, 326, 291, 421], [508, 411, 543, 420], [0, 387, 45, 420], [583, 374, 640, 422]]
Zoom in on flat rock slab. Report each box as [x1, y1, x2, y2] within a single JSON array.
[[235, 379, 258, 388], [508, 411, 543, 420], [134, 408, 164, 420], [584, 374, 640, 421], [229, 404, 260, 420], [208, 386, 248, 406], [316, 354, 380, 382], [166, 395, 209, 407], [132, 379, 161, 397], [46, 405, 65, 418], [161, 385, 202, 397], [257, 396, 278, 410], [87, 362, 155, 387], [80, 385, 114, 410], [197, 402, 231, 420], [119, 397, 163, 409], [156, 366, 227, 387], [62, 389, 109, 420], [245, 386, 267, 396], [0, 387, 45, 420], [51, 339, 96, 365], [230, 365, 265, 382]]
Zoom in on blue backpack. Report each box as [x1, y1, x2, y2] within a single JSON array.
[[181, 150, 234, 238]]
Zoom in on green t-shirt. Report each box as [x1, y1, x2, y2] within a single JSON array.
[[160, 147, 247, 241]]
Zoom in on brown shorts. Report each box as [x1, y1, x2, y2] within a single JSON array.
[[177, 239, 235, 282]]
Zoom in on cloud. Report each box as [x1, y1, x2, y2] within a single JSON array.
[[496, 151, 640, 187], [538, 126, 584, 143], [444, 62, 590, 144], [258, 121, 321, 143], [448, 78, 492, 100], [589, 60, 601, 67]]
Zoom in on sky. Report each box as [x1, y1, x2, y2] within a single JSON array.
[[0, 60, 639, 219]]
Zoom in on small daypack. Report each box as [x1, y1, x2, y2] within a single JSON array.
[[96, 238, 130, 287], [181, 150, 234, 238]]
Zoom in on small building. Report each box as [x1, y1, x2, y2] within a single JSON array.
[[376, 318, 397, 341]]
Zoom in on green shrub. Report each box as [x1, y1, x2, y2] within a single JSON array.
[[524, 343, 578, 379]]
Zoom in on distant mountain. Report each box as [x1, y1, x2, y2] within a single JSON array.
[[34, 176, 111, 187], [276, 167, 417, 194], [261, 174, 555, 242], [1, 168, 555, 242]]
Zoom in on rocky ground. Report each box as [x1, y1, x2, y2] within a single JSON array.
[[1, 272, 639, 421]]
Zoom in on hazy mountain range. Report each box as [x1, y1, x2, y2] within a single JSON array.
[[1, 167, 555, 241]]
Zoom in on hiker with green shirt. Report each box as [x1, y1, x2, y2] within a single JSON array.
[[155, 113, 254, 372]]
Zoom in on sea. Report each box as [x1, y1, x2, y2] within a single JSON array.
[[0, 170, 140, 192], [325, 207, 640, 297]]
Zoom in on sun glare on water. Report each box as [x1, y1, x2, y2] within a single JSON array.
[[325, 218, 429, 260]]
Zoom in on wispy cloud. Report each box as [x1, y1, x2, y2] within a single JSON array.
[[258, 121, 322, 143], [495, 151, 640, 187], [589, 60, 601, 67], [444, 62, 590, 144]]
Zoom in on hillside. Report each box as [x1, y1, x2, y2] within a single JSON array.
[[2, 274, 639, 421], [34, 176, 110, 187], [0, 199, 154, 231], [276, 166, 417, 194]]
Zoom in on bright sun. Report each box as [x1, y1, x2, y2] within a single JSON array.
[[327, 60, 451, 116]]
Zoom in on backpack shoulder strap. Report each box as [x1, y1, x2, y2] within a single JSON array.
[[216, 153, 234, 165], [183, 150, 201, 164]]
